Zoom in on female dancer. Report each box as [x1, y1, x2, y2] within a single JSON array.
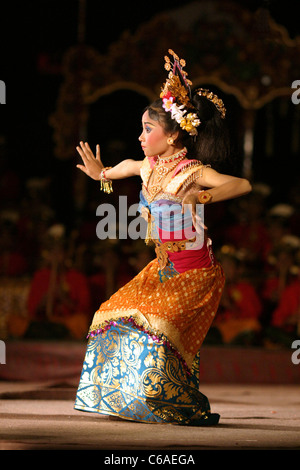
[[74, 50, 251, 425]]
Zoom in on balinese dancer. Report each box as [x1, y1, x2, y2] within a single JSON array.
[[74, 50, 251, 425]]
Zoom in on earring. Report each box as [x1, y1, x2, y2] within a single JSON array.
[[167, 137, 174, 145]]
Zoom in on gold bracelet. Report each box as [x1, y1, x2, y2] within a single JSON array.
[[198, 190, 212, 204], [99, 167, 113, 194]]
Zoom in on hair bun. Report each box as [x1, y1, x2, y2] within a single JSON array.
[[191, 92, 215, 122]]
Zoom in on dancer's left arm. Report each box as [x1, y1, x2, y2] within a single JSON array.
[[197, 167, 252, 203], [182, 167, 251, 207], [181, 167, 251, 225]]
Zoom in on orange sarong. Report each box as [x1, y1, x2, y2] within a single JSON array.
[[89, 258, 225, 371]]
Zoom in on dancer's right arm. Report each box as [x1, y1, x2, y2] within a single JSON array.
[[76, 141, 142, 180], [105, 159, 143, 179]]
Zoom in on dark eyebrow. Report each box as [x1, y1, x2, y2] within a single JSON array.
[[143, 121, 155, 127]]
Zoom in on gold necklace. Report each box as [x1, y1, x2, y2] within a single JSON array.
[[148, 148, 187, 199], [157, 147, 187, 164]]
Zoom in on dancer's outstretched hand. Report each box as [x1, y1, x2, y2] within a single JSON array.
[[76, 141, 103, 180]]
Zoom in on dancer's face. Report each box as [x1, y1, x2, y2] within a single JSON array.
[[139, 111, 176, 158]]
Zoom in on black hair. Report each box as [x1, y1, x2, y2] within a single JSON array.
[[146, 91, 231, 169]]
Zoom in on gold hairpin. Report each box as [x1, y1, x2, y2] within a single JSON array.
[[195, 88, 226, 119]]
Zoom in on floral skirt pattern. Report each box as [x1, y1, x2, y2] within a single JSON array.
[[74, 319, 214, 425]]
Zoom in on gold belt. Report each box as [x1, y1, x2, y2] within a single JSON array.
[[153, 237, 196, 270]]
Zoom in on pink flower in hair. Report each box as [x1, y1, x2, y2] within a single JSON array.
[[162, 94, 174, 112]]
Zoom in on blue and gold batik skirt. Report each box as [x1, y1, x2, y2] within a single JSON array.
[[75, 319, 219, 425]]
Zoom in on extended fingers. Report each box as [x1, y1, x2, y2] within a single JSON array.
[[96, 144, 101, 162], [82, 141, 92, 154], [77, 141, 95, 160], [76, 144, 86, 160], [76, 141, 90, 159]]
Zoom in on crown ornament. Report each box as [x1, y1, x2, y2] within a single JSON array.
[[160, 49, 200, 136], [160, 50, 226, 134]]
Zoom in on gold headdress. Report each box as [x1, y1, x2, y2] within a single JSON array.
[[160, 50, 226, 135], [160, 49, 200, 136]]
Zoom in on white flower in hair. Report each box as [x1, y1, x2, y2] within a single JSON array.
[[170, 103, 186, 124]]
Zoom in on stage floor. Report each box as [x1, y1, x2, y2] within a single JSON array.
[[1, 341, 300, 451], [0, 381, 299, 451]]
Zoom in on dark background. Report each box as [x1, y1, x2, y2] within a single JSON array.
[[0, 0, 299, 230]]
